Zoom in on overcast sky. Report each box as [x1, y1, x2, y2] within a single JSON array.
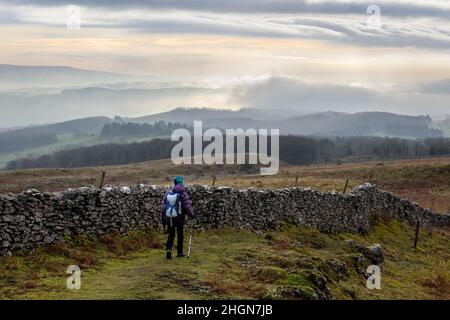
[[1, 0, 450, 116]]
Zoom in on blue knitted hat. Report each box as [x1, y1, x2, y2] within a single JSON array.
[[173, 176, 184, 185]]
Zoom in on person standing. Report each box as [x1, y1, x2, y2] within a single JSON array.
[[161, 176, 194, 259]]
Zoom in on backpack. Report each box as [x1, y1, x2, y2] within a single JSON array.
[[165, 192, 181, 219]]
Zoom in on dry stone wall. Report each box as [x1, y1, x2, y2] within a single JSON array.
[[1, 184, 449, 256]]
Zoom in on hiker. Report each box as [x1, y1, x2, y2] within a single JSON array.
[[161, 176, 194, 259]]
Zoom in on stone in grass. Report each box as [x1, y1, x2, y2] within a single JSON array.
[[352, 253, 368, 277], [302, 269, 333, 300], [326, 258, 349, 279], [362, 244, 384, 267], [346, 240, 384, 267]]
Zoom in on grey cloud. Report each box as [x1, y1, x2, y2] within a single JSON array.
[[421, 79, 450, 95], [2, 1, 450, 49], [0, 9, 21, 24], [269, 16, 450, 48], [231, 76, 379, 112], [104, 15, 343, 41], [110, 17, 292, 38], [230, 76, 450, 115], [106, 15, 450, 49], [2, 0, 450, 18]]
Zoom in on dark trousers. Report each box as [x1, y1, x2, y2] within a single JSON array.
[[166, 220, 184, 254]]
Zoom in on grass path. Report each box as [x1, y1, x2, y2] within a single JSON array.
[[4, 231, 264, 300], [49, 233, 251, 300]]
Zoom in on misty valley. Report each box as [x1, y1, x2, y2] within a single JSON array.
[[1, 106, 450, 170]]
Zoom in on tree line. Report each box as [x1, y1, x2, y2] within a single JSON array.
[[0, 132, 58, 154], [100, 121, 191, 137], [384, 122, 442, 138], [6, 135, 450, 170]]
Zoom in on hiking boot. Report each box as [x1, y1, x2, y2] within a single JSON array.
[[177, 253, 186, 258], [166, 251, 172, 259]]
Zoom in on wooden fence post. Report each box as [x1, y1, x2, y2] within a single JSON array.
[[295, 176, 299, 186], [343, 179, 349, 194], [212, 176, 216, 187], [99, 171, 106, 189], [413, 220, 421, 248]]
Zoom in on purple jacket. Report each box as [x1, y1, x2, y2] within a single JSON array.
[[161, 184, 194, 219]]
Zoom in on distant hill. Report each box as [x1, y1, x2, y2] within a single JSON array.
[[130, 108, 443, 139], [0, 117, 112, 155], [0, 108, 445, 169], [0, 86, 220, 128], [0, 64, 146, 90], [1, 117, 112, 136], [436, 116, 450, 137], [2, 108, 442, 139], [281, 112, 442, 138], [129, 107, 294, 123]]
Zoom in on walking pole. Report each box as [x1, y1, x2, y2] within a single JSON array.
[[187, 220, 194, 259]]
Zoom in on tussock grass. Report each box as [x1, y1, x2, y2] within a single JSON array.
[[0, 229, 162, 299], [421, 273, 450, 299]]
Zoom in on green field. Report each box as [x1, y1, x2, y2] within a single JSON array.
[[0, 132, 169, 169]]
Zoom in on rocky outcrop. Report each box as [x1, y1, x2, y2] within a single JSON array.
[[1, 184, 449, 256]]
